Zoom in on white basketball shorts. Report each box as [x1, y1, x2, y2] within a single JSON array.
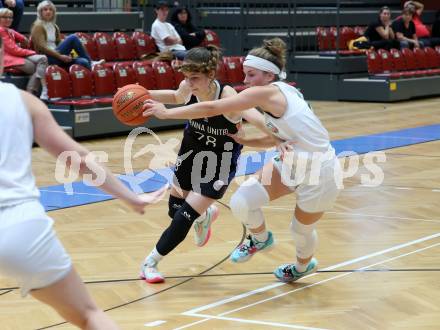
[[0, 200, 72, 296], [272, 153, 342, 213]]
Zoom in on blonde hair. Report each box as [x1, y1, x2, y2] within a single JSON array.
[[0, 8, 13, 17], [248, 38, 287, 73], [37, 0, 57, 23], [179, 45, 221, 75]]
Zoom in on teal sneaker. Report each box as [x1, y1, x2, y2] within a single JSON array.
[[230, 231, 274, 263], [194, 205, 219, 247], [273, 258, 318, 283]]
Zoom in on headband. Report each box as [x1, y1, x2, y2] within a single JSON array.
[[243, 55, 287, 80]]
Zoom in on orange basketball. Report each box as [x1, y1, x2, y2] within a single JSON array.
[[112, 84, 151, 126]]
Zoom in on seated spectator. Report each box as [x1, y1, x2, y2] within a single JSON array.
[[404, 1, 431, 47], [151, 0, 187, 60], [392, 7, 420, 49], [30, 1, 103, 70], [430, 10, 440, 47], [170, 6, 205, 50], [0, 0, 23, 31], [364, 6, 399, 50], [0, 8, 48, 100]]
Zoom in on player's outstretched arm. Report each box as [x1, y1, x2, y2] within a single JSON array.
[[143, 86, 271, 120], [148, 80, 191, 105], [22, 91, 167, 214]]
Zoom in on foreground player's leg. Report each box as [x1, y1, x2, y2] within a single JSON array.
[[141, 191, 214, 283], [274, 207, 321, 282], [229, 163, 292, 262]]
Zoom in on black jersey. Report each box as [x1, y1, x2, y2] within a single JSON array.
[[183, 81, 242, 152], [174, 81, 243, 199]]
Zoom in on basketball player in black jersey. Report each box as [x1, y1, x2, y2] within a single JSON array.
[[140, 46, 272, 283]]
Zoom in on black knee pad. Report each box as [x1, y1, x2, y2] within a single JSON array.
[[168, 195, 185, 218], [156, 202, 201, 256]]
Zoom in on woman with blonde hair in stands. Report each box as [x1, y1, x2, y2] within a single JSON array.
[[30, 0, 103, 70], [0, 37, 166, 329], [144, 38, 342, 283], [0, 7, 48, 99]]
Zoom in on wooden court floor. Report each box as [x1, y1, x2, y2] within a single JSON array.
[[1, 98, 439, 329]]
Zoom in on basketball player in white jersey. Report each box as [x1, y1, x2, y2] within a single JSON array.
[[143, 38, 342, 283], [0, 38, 166, 329]]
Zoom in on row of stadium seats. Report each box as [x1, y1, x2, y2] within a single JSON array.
[[367, 46, 440, 79], [316, 26, 366, 51], [3, 29, 221, 76], [76, 29, 220, 62], [45, 56, 246, 105]]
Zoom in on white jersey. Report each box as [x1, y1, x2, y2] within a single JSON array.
[[0, 82, 40, 207], [264, 81, 333, 156]]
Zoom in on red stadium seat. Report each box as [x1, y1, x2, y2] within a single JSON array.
[[353, 26, 366, 37], [316, 27, 332, 51], [366, 50, 382, 75], [132, 31, 157, 59], [378, 49, 393, 72], [76, 32, 99, 60], [171, 59, 185, 86], [202, 29, 220, 47], [46, 65, 71, 99], [401, 48, 418, 70], [45, 65, 95, 106], [413, 48, 429, 70], [216, 60, 228, 84], [113, 32, 136, 61], [424, 47, 440, 68], [92, 64, 116, 102], [224, 56, 244, 85], [113, 62, 137, 88], [389, 49, 406, 71], [93, 32, 117, 61], [69, 64, 93, 98], [133, 61, 156, 90], [152, 61, 176, 89], [339, 27, 357, 50]]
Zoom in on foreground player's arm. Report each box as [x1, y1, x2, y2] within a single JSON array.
[[143, 85, 272, 120], [148, 80, 191, 105], [22, 91, 166, 214]]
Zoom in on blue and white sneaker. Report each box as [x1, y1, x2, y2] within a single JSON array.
[[230, 231, 274, 263], [273, 258, 318, 283], [194, 205, 219, 247]]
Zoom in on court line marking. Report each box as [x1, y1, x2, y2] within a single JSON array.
[[261, 207, 440, 224], [176, 314, 329, 330], [176, 240, 439, 329], [39, 189, 111, 197], [183, 232, 440, 315], [144, 320, 167, 327]]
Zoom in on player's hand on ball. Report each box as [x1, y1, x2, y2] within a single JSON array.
[[142, 100, 168, 119], [128, 184, 169, 214]]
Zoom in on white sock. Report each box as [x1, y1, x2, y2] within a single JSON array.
[[252, 230, 269, 243], [294, 261, 309, 273], [144, 247, 163, 267]]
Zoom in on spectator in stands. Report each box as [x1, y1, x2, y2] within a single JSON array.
[[151, 0, 187, 60], [170, 6, 205, 50], [364, 6, 399, 50], [0, 8, 48, 100], [0, 0, 24, 31], [403, 1, 431, 46], [392, 7, 420, 49], [30, 1, 103, 70]]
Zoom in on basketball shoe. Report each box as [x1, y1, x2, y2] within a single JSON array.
[[273, 258, 318, 283], [193, 205, 219, 247], [140, 258, 164, 284], [230, 231, 274, 263]]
